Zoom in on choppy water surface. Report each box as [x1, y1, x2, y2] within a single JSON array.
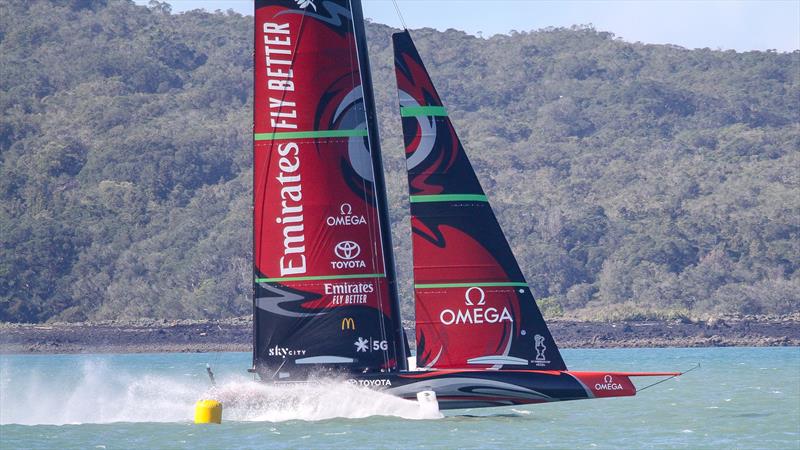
[[1, 347, 797, 449]]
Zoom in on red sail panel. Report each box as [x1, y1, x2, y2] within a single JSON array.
[[393, 31, 566, 371], [253, 0, 400, 377]]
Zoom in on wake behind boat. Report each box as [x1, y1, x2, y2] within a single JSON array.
[[247, 0, 682, 411]]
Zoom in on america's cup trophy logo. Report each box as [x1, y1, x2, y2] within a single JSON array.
[[534, 334, 547, 361]]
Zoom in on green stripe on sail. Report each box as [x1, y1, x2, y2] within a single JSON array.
[[256, 273, 385, 283], [400, 106, 448, 117], [409, 194, 488, 203], [254, 129, 368, 141], [415, 282, 529, 289]]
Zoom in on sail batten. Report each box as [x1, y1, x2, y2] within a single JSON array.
[[415, 282, 529, 289], [409, 194, 488, 203], [254, 129, 369, 140], [256, 273, 385, 283], [400, 106, 449, 117]]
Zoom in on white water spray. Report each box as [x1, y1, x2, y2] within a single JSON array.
[[0, 358, 441, 425], [209, 379, 442, 422]]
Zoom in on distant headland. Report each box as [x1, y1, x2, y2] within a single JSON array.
[[1, 315, 797, 354]]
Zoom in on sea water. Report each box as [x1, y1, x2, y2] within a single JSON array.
[[0, 347, 797, 449]]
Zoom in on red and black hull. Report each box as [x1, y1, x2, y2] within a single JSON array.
[[340, 369, 676, 410]]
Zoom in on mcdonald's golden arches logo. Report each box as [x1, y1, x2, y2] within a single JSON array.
[[341, 317, 356, 330]]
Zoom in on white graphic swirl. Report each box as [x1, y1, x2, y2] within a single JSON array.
[[256, 283, 325, 318], [399, 90, 437, 170], [333, 86, 373, 182]]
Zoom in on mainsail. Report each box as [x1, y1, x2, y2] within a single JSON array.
[[393, 31, 566, 371], [252, 0, 407, 378]]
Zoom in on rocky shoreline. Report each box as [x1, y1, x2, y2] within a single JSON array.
[[1, 315, 798, 354]]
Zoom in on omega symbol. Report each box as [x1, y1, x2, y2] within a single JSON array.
[[464, 287, 486, 306]]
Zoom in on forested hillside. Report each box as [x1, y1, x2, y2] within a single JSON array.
[[1, 0, 798, 323]]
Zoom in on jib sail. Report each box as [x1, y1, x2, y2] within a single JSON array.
[[253, 0, 406, 379], [393, 31, 566, 371]]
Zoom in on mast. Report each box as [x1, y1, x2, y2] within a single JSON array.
[[350, 0, 408, 371]]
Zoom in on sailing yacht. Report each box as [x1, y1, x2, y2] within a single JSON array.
[[252, 0, 680, 410]]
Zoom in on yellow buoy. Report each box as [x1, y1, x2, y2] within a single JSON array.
[[194, 399, 222, 424]]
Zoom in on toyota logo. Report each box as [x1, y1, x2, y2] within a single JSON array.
[[335, 241, 361, 260]]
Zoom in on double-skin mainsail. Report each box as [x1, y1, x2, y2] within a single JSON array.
[[253, 0, 407, 379]]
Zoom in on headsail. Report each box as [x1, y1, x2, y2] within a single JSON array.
[[393, 31, 566, 371], [252, 0, 406, 379]]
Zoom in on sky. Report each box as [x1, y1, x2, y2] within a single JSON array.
[[136, 0, 800, 52]]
